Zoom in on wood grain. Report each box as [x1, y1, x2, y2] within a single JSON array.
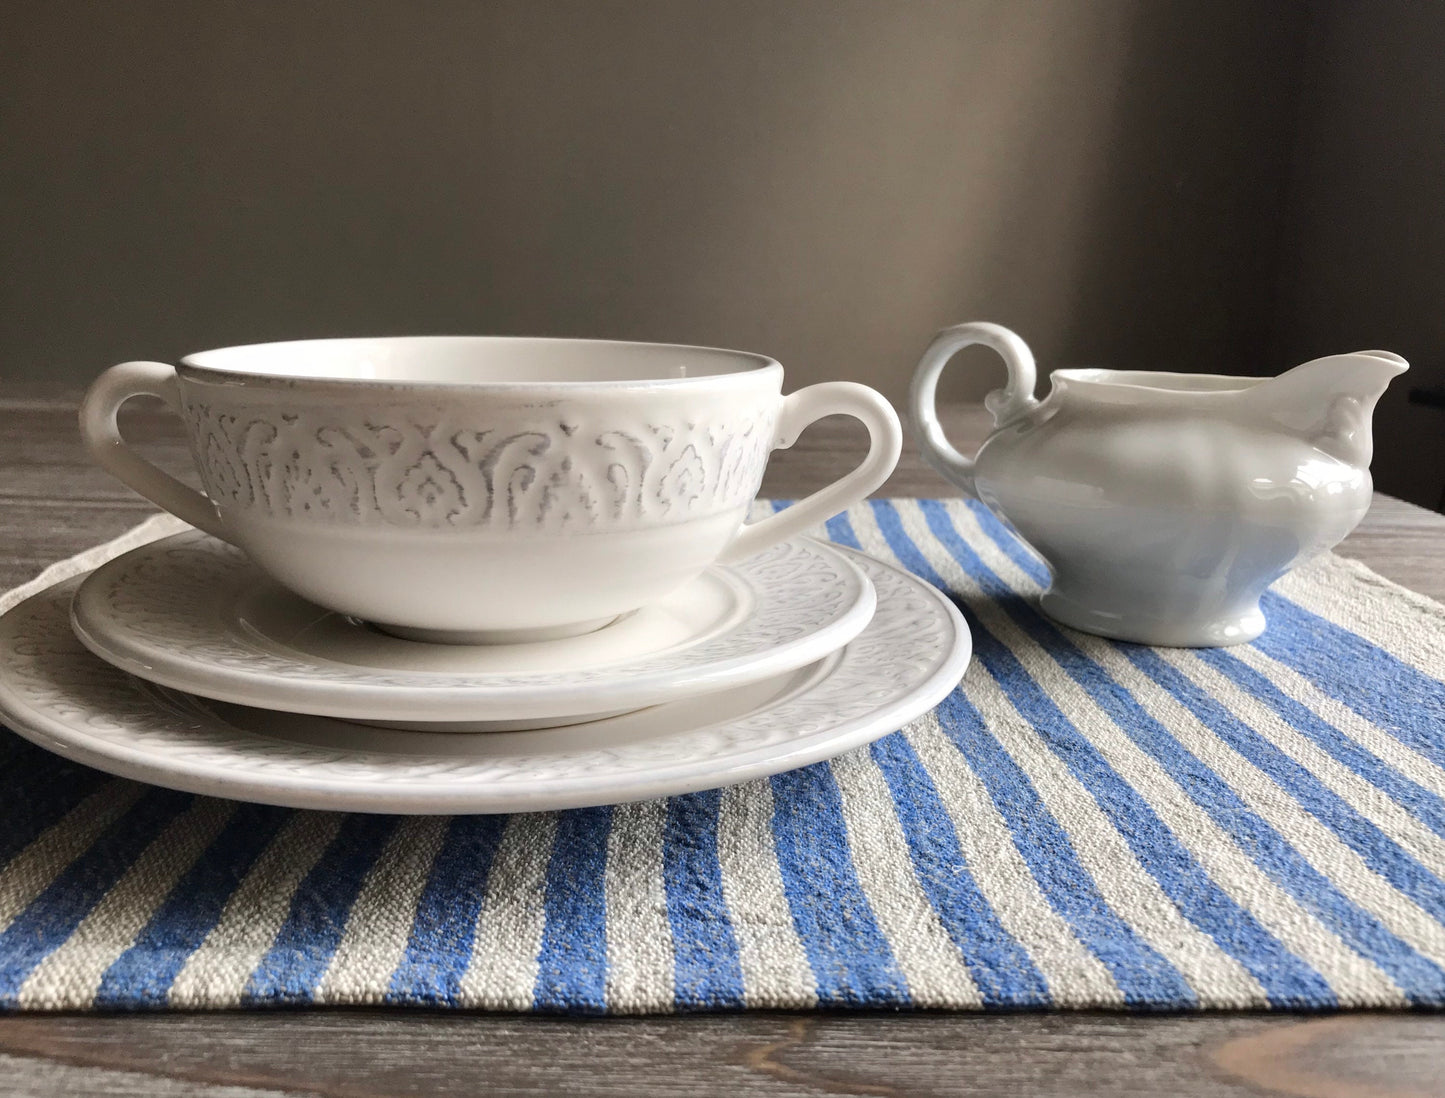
[[1, 397, 1443, 1098], [0, 1011, 1442, 1098]]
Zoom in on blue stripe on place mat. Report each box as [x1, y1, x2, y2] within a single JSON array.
[[960, 497, 1050, 587], [826, 513, 863, 550], [868, 733, 1052, 1008], [823, 508, 864, 551], [941, 686, 1198, 1006], [243, 814, 400, 1006], [95, 802, 293, 1008], [533, 807, 612, 1014], [0, 739, 116, 869], [1, 498, 1442, 1016], [1199, 647, 1445, 842], [1256, 593, 1445, 771], [1126, 647, 1445, 938], [932, 499, 1445, 1004], [769, 763, 910, 1007], [769, 497, 862, 550], [663, 790, 745, 1010], [895, 500, 1335, 1007], [951, 495, 1445, 781], [0, 789, 195, 1004], [386, 815, 508, 1007]]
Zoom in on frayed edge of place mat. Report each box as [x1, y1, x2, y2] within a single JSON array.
[[1276, 550, 1445, 678], [0, 513, 187, 615]]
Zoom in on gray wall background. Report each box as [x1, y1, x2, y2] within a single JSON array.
[[3, 1, 1440, 506], [1270, 1, 1445, 508]]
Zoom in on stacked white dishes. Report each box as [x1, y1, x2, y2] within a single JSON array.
[[0, 337, 971, 812]]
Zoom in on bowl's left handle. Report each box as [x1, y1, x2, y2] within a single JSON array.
[[79, 361, 232, 540]]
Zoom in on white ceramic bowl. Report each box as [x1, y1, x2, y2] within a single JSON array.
[[81, 336, 901, 643]]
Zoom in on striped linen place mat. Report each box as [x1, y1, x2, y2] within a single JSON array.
[[0, 498, 1442, 1013]]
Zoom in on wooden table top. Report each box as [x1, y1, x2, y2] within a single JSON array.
[[2, 396, 1442, 1097]]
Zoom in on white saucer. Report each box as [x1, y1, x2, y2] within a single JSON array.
[[69, 530, 875, 728], [0, 549, 969, 813]]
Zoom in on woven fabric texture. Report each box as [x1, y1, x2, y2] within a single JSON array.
[[0, 498, 1442, 1012]]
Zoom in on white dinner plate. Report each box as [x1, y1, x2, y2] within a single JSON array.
[[0, 548, 969, 813], [69, 530, 875, 727]]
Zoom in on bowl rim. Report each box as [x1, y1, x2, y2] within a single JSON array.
[[178, 335, 783, 390]]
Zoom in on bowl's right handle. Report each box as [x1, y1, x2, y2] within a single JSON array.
[[909, 322, 1037, 498], [719, 381, 901, 564]]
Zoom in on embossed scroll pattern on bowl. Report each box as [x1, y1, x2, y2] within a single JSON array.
[[179, 396, 779, 532]]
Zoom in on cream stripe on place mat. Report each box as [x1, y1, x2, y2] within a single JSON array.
[[1168, 647, 1445, 875], [1233, 643, 1445, 798], [168, 811, 344, 1008], [0, 782, 146, 933], [715, 779, 818, 1009], [604, 799, 675, 1013], [1090, 639, 1445, 973], [828, 750, 982, 1007], [941, 499, 1424, 1001], [901, 713, 1125, 1006], [457, 812, 557, 1011], [962, 664, 1269, 1007], [1073, 638, 1424, 1001], [904, 502, 1390, 1004], [831, 508, 1125, 1006], [863, 504, 1270, 1007], [17, 797, 235, 1010], [886, 500, 1399, 1002], [315, 816, 449, 1006], [1274, 551, 1445, 674], [747, 498, 777, 523]]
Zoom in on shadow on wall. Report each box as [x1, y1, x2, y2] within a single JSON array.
[[2, 1, 1301, 391]]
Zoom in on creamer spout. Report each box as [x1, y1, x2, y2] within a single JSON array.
[[1253, 350, 1408, 465]]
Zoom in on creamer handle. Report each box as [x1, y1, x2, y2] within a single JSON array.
[[908, 322, 1037, 497]]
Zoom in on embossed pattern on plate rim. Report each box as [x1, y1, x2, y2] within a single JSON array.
[[69, 531, 876, 722], [0, 549, 971, 813]]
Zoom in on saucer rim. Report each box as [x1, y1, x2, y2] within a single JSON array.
[[69, 533, 876, 723], [0, 548, 971, 814]]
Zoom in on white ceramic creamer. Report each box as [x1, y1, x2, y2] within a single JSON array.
[[910, 322, 1408, 646]]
